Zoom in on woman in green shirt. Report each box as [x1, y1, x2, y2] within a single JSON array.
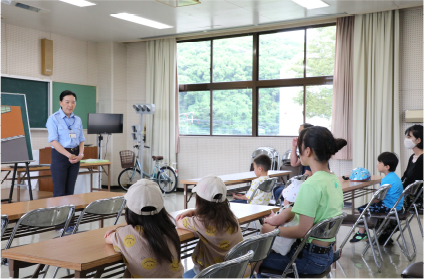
[[259, 126, 347, 276]]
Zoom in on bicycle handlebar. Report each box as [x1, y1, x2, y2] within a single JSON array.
[[134, 145, 150, 149]]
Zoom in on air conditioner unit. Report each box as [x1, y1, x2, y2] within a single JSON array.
[[1, 0, 50, 13], [405, 110, 423, 123]]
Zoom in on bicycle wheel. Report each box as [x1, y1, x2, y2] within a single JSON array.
[[157, 166, 178, 193], [118, 168, 141, 191]]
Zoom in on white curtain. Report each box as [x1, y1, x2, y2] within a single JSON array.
[[353, 10, 401, 203], [145, 38, 177, 172]]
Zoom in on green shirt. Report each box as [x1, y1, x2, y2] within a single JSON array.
[[292, 171, 344, 243]]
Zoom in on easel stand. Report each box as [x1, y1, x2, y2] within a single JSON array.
[[1, 162, 33, 203]]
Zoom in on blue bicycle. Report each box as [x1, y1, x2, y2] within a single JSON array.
[[118, 145, 178, 193]]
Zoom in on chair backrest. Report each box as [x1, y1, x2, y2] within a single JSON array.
[[251, 147, 280, 170], [225, 229, 279, 262], [1, 215, 9, 238], [73, 196, 126, 234], [389, 180, 423, 212], [5, 205, 75, 250], [307, 212, 347, 240], [404, 180, 423, 199], [84, 196, 126, 215], [258, 178, 278, 192], [247, 178, 278, 205], [374, 184, 392, 201], [283, 213, 347, 277], [195, 250, 254, 278]]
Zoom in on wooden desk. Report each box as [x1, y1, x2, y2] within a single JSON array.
[[1, 162, 112, 202], [2, 191, 124, 223], [181, 170, 291, 209], [1, 189, 53, 203], [1, 192, 126, 242], [2, 203, 279, 278], [340, 175, 383, 214]]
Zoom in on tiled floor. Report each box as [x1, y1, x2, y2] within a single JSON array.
[[1, 190, 423, 278]]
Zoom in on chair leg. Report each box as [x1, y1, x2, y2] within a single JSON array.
[[413, 204, 423, 237], [362, 220, 381, 272], [52, 266, 60, 278], [396, 212, 416, 261], [41, 265, 50, 278]]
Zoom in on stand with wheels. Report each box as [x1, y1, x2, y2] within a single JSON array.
[[131, 104, 155, 179]]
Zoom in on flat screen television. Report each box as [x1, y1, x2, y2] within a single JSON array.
[[87, 113, 123, 134]]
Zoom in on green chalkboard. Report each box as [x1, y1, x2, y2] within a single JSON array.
[[52, 82, 97, 129], [1, 77, 49, 128], [1, 93, 34, 161]]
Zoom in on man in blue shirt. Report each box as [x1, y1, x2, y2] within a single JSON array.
[[350, 152, 403, 243], [46, 90, 85, 198]]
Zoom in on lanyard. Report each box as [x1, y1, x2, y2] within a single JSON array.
[[64, 117, 75, 130]]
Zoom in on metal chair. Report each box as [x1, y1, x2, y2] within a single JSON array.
[[338, 184, 392, 272], [250, 147, 280, 171], [71, 196, 126, 234], [225, 229, 280, 277], [272, 175, 308, 207], [1, 215, 9, 238], [367, 180, 423, 261], [247, 177, 278, 205], [194, 250, 254, 278], [391, 180, 423, 240], [1, 205, 75, 277], [401, 262, 423, 278], [260, 213, 347, 278], [50, 196, 126, 278]]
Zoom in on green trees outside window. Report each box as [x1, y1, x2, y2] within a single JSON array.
[[177, 24, 336, 136]]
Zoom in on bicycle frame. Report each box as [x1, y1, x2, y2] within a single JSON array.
[[129, 146, 178, 184]]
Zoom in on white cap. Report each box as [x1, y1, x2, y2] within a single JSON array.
[[124, 179, 164, 215], [282, 180, 302, 203], [192, 175, 227, 203]]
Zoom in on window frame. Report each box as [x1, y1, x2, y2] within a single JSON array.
[[178, 22, 335, 137]]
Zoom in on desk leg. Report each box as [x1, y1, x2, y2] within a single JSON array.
[[184, 184, 187, 209], [75, 270, 88, 278], [108, 165, 111, 192], [90, 167, 93, 192], [351, 192, 355, 215], [8, 259, 20, 278]]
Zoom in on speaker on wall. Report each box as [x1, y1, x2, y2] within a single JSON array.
[[41, 38, 53, 76]]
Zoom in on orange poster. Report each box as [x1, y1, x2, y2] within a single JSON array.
[[1, 105, 25, 139]]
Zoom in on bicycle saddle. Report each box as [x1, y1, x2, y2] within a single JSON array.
[[152, 156, 163, 161]]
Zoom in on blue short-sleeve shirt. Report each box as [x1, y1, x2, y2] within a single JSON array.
[[381, 172, 404, 211], [46, 108, 85, 148]]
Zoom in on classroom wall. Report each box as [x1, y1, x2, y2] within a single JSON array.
[[399, 7, 423, 172], [0, 24, 133, 187]]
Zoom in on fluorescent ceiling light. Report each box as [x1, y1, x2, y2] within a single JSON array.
[[111, 13, 173, 29], [59, 0, 96, 7], [291, 0, 329, 9]]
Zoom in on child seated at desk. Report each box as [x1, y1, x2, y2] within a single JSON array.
[[104, 179, 183, 278], [231, 154, 272, 205], [350, 152, 404, 243], [176, 175, 245, 278]]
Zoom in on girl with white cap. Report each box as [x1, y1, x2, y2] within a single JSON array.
[[175, 175, 244, 278], [104, 179, 184, 278]]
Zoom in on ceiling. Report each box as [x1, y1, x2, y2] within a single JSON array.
[[1, 0, 422, 42]]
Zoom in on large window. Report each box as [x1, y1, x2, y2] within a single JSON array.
[[178, 24, 336, 136]]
